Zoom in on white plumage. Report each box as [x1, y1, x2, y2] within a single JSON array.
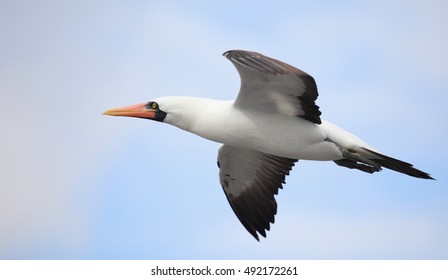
[[104, 50, 433, 240]]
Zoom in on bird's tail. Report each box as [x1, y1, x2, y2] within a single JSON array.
[[334, 147, 434, 180]]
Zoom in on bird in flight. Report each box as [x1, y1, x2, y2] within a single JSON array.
[[104, 50, 433, 240]]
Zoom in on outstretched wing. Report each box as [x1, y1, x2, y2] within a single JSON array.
[[224, 49, 322, 124], [217, 144, 297, 240]]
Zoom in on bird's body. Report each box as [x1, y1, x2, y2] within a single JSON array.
[[157, 96, 370, 161], [104, 50, 433, 240]]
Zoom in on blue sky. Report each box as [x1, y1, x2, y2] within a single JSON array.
[[1, 0, 447, 259]]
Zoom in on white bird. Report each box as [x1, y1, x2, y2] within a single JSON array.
[[104, 50, 433, 240]]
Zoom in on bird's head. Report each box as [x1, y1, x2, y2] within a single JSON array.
[[103, 96, 203, 132], [103, 100, 167, 122]]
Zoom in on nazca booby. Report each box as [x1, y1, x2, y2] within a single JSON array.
[[104, 50, 433, 240]]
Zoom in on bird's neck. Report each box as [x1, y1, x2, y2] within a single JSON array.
[[163, 97, 234, 139]]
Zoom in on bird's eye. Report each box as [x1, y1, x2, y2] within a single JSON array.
[[146, 102, 158, 110]]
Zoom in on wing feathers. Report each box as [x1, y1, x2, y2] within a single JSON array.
[[218, 145, 297, 240], [224, 50, 322, 124]]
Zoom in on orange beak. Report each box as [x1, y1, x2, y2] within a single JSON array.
[[103, 103, 158, 119]]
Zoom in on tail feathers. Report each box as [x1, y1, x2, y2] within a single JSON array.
[[334, 147, 434, 180]]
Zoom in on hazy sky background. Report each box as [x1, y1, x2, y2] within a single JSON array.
[[1, 0, 447, 259]]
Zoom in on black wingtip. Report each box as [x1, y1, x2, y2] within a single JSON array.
[[222, 50, 234, 57], [252, 233, 260, 242], [223, 49, 256, 59], [223, 50, 241, 60], [247, 226, 265, 242]]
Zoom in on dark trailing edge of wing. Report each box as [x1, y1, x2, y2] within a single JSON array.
[[218, 145, 298, 241], [223, 50, 322, 125], [297, 74, 322, 124]]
